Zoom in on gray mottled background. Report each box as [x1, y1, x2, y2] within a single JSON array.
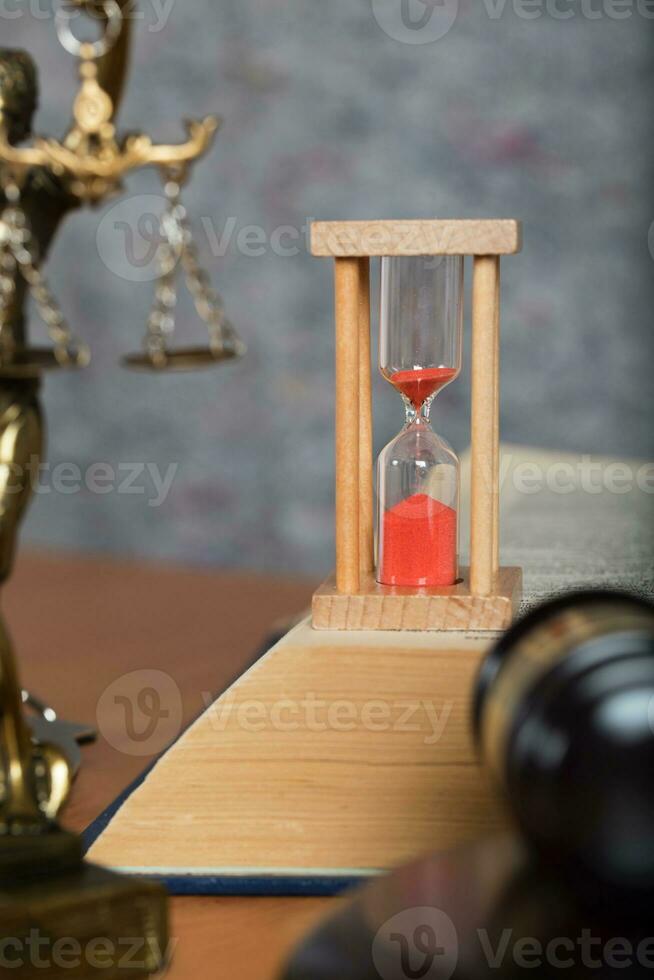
[[3, 0, 653, 575]]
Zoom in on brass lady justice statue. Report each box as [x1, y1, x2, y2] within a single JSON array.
[[0, 3, 241, 955], [0, 44, 101, 849], [0, 0, 141, 829], [0, 3, 146, 840]]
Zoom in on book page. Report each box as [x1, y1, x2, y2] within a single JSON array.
[[460, 444, 654, 613]]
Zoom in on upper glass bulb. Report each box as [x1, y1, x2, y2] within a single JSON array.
[[379, 254, 463, 412]]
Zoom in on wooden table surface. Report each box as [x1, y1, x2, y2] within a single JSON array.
[[4, 551, 340, 980]]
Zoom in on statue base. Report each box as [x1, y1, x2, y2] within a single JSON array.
[[0, 830, 168, 978]]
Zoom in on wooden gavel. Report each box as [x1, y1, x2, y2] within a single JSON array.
[[282, 590, 654, 980]]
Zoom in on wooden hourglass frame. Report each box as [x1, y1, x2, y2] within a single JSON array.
[[311, 219, 523, 631]]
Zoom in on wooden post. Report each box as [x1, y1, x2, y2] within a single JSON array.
[[470, 256, 501, 597], [334, 258, 361, 593], [358, 258, 374, 576], [492, 262, 501, 575]]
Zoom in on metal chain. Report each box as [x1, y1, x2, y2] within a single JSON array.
[[143, 186, 179, 363], [0, 179, 90, 368], [0, 214, 18, 358], [143, 175, 242, 361]]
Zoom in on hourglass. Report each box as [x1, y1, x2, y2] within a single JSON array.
[[378, 256, 462, 588], [311, 219, 523, 631]]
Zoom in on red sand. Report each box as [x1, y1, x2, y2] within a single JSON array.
[[379, 492, 457, 587], [389, 366, 457, 410]]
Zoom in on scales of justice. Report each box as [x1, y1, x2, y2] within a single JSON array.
[[0, 0, 244, 969]]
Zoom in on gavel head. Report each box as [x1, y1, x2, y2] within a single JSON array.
[[475, 590, 654, 901]]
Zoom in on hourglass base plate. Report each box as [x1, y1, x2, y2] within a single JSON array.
[[312, 567, 522, 631]]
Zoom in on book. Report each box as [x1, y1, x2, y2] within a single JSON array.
[[85, 445, 654, 895]]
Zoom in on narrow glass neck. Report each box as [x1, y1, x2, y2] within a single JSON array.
[[403, 394, 435, 427]]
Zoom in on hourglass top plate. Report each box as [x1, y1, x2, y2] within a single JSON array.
[[310, 219, 522, 256]]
